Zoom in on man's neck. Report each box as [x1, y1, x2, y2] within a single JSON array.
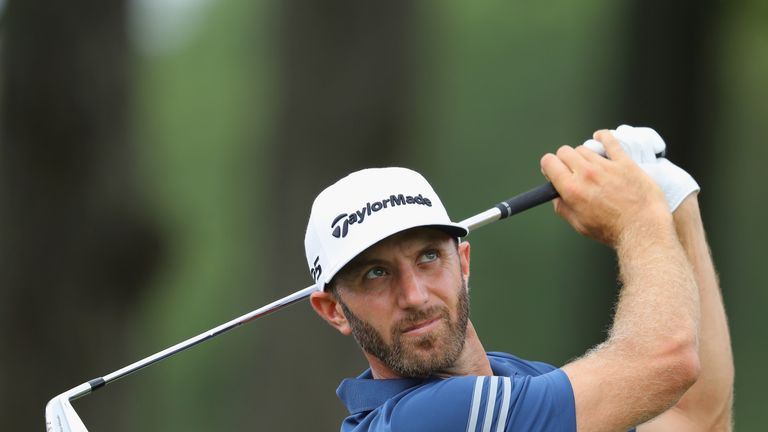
[[367, 320, 493, 379]]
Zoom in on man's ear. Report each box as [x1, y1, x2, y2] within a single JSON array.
[[310, 291, 352, 336], [458, 240, 471, 286]]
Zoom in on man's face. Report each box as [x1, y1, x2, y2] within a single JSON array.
[[332, 228, 470, 377]]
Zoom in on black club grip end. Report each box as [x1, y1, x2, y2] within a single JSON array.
[[496, 182, 559, 219]]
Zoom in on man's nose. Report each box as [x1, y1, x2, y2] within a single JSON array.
[[396, 266, 429, 309]]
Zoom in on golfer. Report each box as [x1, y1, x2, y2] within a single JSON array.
[[305, 126, 733, 431]]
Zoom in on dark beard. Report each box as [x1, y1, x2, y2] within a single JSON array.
[[339, 279, 470, 378]]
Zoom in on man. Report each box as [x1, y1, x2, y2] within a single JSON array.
[[306, 126, 734, 431]]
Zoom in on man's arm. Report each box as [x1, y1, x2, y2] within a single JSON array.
[[541, 131, 701, 432], [639, 195, 734, 431]]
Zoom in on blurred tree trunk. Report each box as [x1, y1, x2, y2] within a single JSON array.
[[620, 0, 719, 198], [246, 1, 419, 429], [0, 1, 160, 429]]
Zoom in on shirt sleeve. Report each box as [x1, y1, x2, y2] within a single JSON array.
[[380, 370, 575, 432], [504, 369, 576, 431]]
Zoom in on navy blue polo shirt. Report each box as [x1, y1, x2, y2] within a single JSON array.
[[336, 352, 576, 431]]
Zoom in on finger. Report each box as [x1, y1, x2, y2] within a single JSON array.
[[552, 197, 564, 216], [581, 138, 606, 156], [594, 130, 629, 162], [631, 127, 665, 161], [635, 127, 666, 155], [575, 144, 606, 164], [612, 126, 649, 163], [540, 153, 573, 189], [555, 145, 590, 173]]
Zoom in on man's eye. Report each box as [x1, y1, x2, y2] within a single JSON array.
[[365, 267, 387, 280], [419, 250, 438, 263]]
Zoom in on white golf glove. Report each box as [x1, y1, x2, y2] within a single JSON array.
[[582, 125, 699, 212]]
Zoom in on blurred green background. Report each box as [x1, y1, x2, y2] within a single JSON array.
[[1, 0, 765, 430]]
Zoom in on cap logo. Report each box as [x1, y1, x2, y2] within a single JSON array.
[[331, 193, 432, 239], [309, 256, 322, 281]]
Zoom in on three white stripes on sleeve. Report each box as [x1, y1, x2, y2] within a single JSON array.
[[466, 376, 513, 432]]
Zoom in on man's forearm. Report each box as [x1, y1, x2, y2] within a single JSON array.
[[672, 194, 734, 429], [562, 205, 702, 431], [609, 208, 700, 362]]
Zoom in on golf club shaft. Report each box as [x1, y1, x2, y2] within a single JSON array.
[[64, 180, 560, 402], [100, 285, 318, 386]]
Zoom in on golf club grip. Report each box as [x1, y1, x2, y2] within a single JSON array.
[[495, 182, 559, 219]]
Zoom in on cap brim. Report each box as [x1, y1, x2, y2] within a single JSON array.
[[430, 223, 469, 238]]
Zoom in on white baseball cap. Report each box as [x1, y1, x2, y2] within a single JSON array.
[[304, 167, 468, 291]]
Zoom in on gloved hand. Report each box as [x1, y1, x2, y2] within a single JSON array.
[[582, 125, 700, 212]]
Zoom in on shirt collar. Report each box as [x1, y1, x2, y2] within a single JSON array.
[[336, 368, 429, 414], [336, 355, 511, 415]]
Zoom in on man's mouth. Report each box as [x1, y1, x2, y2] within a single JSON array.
[[401, 316, 441, 336]]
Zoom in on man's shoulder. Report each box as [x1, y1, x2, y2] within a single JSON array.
[[338, 354, 575, 432], [339, 375, 480, 431], [336, 352, 561, 414]]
